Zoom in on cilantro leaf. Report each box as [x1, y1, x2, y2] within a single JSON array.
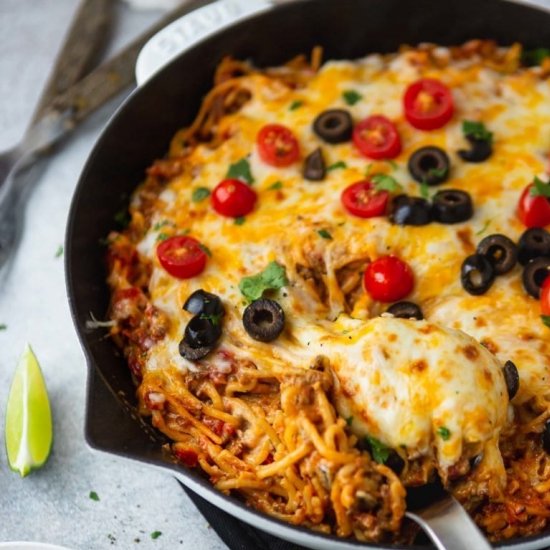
[[151, 531, 162, 540], [462, 120, 493, 143], [199, 244, 212, 257], [0, 324, 6, 331], [342, 90, 362, 106], [289, 100, 303, 111], [156, 232, 169, 242], [345, 416, 354, 426], [437, 426, 451, 441], [371, 174, 403, 193], [522, 48, 550, 66], [239, 261, 288, 301], [541, 315, 550, 328], [191, 187, 210, 202], [89, 491, 100, 501], [365, 436, 391, 464], [317, 229, 333, 240], [268, 180, 283, 190], [55, 245, 63, 258], [113, 208, 130, 228], [427, 166, 448, 179], [200, 312, 223, 326], [475, 219, 491, 236], [529, 176, 550, 198], [226, 158, 254, 184], [365, 163, 373, 177], [234, 216, 246, 226], [419, 180, 431, 199], [327, 161, 347, 172], [386, 159, 399, 170]]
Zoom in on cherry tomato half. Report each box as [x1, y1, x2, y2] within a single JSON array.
[[157, 235, 208, 279], [541, 276, 550, 315], [211, 179, 257, 218], [341, 180, 389, 218], [403, 78, 454, 131], [257, 124, 300, 167], [517, 183, 550, 228], [364, 255, 414, 302], [353, 115, 402, 159]]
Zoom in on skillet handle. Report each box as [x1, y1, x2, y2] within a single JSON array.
[[135, 0, 279, 85], [406, 495, 492, 550]]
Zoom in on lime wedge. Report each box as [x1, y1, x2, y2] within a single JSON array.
[[5, 344, 53, 476]]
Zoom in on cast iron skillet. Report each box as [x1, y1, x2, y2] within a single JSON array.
[[66, 0, 550, 548]]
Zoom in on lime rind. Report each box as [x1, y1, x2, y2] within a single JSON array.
[[5, 344, 53, 477]]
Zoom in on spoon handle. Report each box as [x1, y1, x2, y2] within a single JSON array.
[[406, 495, 492, 550]]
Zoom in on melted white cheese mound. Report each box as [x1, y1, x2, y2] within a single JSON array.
[[323, 316, 509, 468]]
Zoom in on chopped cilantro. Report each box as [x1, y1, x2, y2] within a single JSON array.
[[437, 426, 451, 441], [529, 176, 550, 198], [239, 261, 288, 301], [522, 48, 550, 66], [462, 120, 493, 143], [234, 216, 246, 226], [151, 531, 162, 540], [200, 312, 223, 326], [113, 208, 130, 228], [365, 163, 373, 176], [199, 244, 212, 257], [386, 159, 399, 170], [342, 89, 362, 106], [0, 324, 7, 331], [55, 245, 63, 258], [371, 174, 403, 193], [156, 232, 169, 242], [475, 220, 491, 236], [345, 416, 354, 426], [289, 100, 303, 111], [326, 161, 347, 172], [419, 180, 431, 199], [541, 315, 550, 328], [89, 491, 100, 501], [226, 157, 254, 184], [365, 436, 391, 464], [427, 166, 448, 179], [153, 220, 172, 231], [268, 180, 283, 190], [191, 187, 210, 202], [317, 229, 333, 240]]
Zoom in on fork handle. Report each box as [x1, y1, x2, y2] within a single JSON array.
[[406, 496, 492, 550]]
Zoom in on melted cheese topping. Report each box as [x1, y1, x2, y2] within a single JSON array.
[[137, 48, 550, 469]]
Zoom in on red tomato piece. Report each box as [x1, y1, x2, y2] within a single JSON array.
[[211, 179, 257, 218], [364, 255, 414, 302], [341, 180, 390, 218], [403, 78, 454, 130], [174, 448, 198, 467], [541, 276, 550, 316], [157, 235, 207, 279], [517, 184, 550, 228], [352, 115, 402, 159], [257, 124, 300, 167]]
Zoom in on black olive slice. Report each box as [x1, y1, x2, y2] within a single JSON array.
[[243, 299, 285, 342], [313, 109, 353, 144], [518, 227, 550, 265], [408, 146, 450, 186], [503, 360, 519, 400], [183, 289, 225, 317], [178, 339, 212, 361], [386, 301, 423, 320], [543, 421, 550, 454], [184, 315, 222, 348], [522, 256, 550, 298], [432, 190, 473, 224], [461, 254, 495, 295], [303, 147, 326, 181], [390, 194, 432, 226], [458, 136, 492, 163], [476, 234, 517, 275]]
